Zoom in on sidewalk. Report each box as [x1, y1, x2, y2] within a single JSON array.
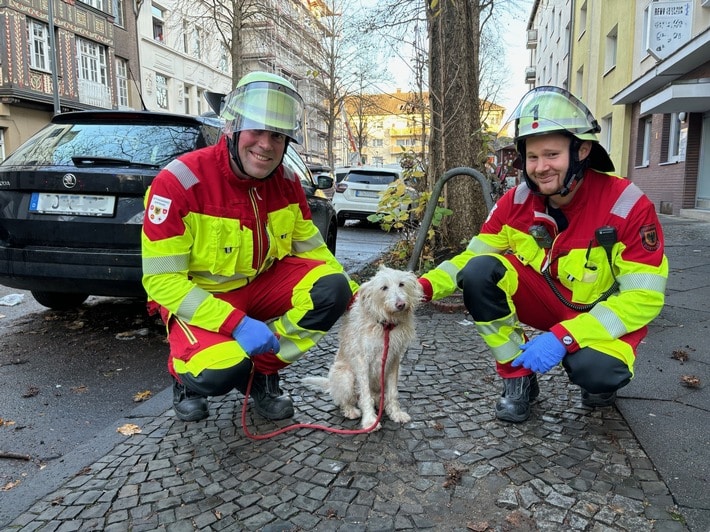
[[1, 214, 707, 531]]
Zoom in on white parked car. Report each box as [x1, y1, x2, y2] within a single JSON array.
[[332, 166, 416, 227]]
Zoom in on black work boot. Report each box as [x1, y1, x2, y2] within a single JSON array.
[[172, 378, 209, 422], [250, 373, 294, 420], [581, 388, 617, 408], [495, 374, 539, 423]]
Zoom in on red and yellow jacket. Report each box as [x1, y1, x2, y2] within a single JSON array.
[[141, 137, 352, 336], [421, 169, 668, 351]]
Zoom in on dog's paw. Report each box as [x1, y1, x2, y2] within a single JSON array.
[[341, 406, 361, 420], [361, 416, 381, 431], [388, 410, 411, 424]]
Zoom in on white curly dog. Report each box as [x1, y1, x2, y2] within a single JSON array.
[[304, 265, 423, 430]]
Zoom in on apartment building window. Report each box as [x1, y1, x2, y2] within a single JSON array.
[[578, 1, 587, 38], [604, 25, 618, 74], [643, 5, 651, 56], [82, 0, 103, 9], [156, 74, 169, 109], [0, 129, 6, 162], [575, 67, 584, 96], [371, 138, 384, 147], [115, 57, 129, 108], [27, 19, 50, 71], [77, 38, 108, 86], [112, 0, 124, 27], [191, 26, 203, 59], [152, 4, 165, 42], [601, 115, 613, 155], [663, 112, 685, 163], [184, 84, 192, 114], [636, 117, 652, 167], [197, 89, 204, 115], [182, 20, 189, 54], [219, 45, 229, 73]]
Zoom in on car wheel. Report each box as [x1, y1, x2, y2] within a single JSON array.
[[336, 213, 345, 227], [31, 290, 89, 310], [326, 222, 337, 254]]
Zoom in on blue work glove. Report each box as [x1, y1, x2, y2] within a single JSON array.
[[512, 332, 567, 374], [232, 316, 280, 357]]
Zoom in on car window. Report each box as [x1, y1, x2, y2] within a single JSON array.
[[345, 171, 397, 185], [3, 123, 206, 167], [283, 145, 314, 188]]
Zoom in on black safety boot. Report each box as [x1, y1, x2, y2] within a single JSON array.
[[250, 373, 294, 420], [172, 378, 209, 422], [495, 374, 539, 423], [581, 388, 617, 408]]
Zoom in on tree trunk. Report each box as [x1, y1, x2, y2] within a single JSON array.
[[427, 0, 488, 248]]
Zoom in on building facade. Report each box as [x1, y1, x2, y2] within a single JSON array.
[[338, 89, 505, 169], [0, 0, 141, 157], [527, 0, 710, 218]]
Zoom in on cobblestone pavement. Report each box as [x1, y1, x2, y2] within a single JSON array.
[[5, 304, 689, 532]]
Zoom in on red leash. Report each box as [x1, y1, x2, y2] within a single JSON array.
[[242, 326, 393, 440]]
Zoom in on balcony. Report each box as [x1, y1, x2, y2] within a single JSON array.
[[390, 126, 424, 137], [78, 78, 112, 109], [524, 66, 536, 84], [527, 29, 538, 49]]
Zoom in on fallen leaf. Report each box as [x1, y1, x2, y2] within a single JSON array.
[[22, 386, 40, 398], [133, 390, 153, 402], [681, 375, 701, 388], [71, 385, 89, 394], [116, 423, 142, 436], [0, 418, 17, 427], [671, 349, 689, 362], [1, 479, 21, 491]]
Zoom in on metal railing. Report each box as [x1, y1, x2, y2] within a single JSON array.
[[407, 166, 494, 272]]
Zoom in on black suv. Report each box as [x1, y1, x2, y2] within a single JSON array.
[[0, 110, 337, 310]]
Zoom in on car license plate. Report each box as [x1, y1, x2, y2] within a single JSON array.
[[355, 190, 380, 198], [29, 192, 116, 217]]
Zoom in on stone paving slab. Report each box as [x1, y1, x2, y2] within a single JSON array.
[[5, 307, 689, 531]]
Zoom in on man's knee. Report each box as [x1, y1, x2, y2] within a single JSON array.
[[300, 273, 352, 330], [458, 255, 509, 321], [181, 358, 253, 397], [562, 348, 632, 393]]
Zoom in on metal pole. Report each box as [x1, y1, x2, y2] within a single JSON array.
[[48, 0, 61, 114], [407, 167, 494, 272]]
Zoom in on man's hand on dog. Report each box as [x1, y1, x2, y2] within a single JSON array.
[[512, 332, 566, 374], [232, 316, 280, 356]]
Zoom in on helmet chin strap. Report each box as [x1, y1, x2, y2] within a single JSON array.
[[227, 132, 289, 180]]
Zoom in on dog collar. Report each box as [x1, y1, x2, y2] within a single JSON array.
[[380, 321, 397, 330]]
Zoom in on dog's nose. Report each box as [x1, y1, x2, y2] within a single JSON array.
[[396, 301, 407, 311]]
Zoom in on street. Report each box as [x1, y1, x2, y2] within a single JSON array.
[[0, 221, 399, 493]]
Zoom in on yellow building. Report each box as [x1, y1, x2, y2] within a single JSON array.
[[338, 89, 505, 167], [569, 1, 637, 174]]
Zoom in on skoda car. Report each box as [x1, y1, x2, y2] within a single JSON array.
[[0, 110, 336, 310]]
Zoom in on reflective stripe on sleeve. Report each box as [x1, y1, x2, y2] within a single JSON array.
[[176, 286, 211, 322], [142, 254, 189, 275], [165, 159, 200, 190], [589, 305, 628, 338]]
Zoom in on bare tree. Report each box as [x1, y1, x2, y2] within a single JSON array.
[[314, 0, 392, 168]]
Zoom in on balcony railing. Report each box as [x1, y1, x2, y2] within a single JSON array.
[[78, 78, 112, 108]]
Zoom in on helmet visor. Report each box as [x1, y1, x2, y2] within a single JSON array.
[[501, 86, 601, 142], [221, 80, 304, 144]]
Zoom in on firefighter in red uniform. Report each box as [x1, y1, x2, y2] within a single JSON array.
[[418, 86, 668, 422], [141, 72, 356, 422]]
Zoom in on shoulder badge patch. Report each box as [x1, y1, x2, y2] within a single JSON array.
[[148, 195, 171, 225], [639, 224, 659, 252]]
